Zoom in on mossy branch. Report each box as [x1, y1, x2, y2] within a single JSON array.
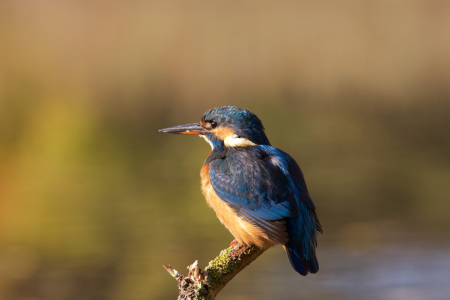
[[163, 243, 267, 300]]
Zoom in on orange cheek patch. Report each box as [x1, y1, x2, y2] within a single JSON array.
[[212, 127, 234, 140]]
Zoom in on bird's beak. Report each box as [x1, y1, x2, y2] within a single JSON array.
[[158, 123, 206, 135]]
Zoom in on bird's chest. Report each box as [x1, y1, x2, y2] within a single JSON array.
[[200, 163, 235, 225], [200, 162, 273, 248]]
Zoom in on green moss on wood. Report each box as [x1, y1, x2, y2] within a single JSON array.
[[166, 243, 266, 300], [204, 245, 261, 290]]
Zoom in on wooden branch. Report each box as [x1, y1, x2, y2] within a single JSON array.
[[164, 242, 267, 300]]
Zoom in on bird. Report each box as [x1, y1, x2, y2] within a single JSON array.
[[159, 106, 322, 275]]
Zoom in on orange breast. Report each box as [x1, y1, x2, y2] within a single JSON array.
[[200, 162, 276, 249]]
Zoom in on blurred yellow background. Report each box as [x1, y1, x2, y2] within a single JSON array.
[[1, 1, 450, 299]]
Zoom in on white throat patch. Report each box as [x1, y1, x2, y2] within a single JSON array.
[[200, 134, 214, 149], [224, 134, 256, 147]]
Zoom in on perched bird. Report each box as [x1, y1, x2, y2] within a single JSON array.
[[159, 106, 322, 275]]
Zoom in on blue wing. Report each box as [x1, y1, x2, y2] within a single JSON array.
[[208, 145, 316, 245]]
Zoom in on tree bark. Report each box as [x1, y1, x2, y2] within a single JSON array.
[[164, 242, 267, 300]]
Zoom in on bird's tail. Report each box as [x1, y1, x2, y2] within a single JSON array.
[[283, 244, 319, 276], [284, 204, 321, 276]]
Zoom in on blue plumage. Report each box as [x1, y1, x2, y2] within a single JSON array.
[[208, 145, 321, 274], [159, 106, 322, 276], [208, 147, 297, 220]]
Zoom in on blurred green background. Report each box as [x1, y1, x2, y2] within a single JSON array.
[[1, 1, 450, 299]]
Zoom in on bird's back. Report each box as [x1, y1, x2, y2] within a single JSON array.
[[201, 145, 321, 275]]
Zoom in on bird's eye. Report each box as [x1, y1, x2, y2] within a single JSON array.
[[210, 121, 218, 128]]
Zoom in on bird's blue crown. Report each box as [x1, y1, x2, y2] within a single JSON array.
[[201, 106, 270, 146]]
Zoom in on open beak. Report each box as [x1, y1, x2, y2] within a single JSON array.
[[158, 123, 206, 135]]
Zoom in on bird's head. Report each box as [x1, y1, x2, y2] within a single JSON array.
[[159, 106, 270, 150]]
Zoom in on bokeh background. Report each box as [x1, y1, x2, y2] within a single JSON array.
[[1, 1, 450, 299]]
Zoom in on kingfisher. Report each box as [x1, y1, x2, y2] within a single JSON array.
[[159, 106, 322, 275]]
